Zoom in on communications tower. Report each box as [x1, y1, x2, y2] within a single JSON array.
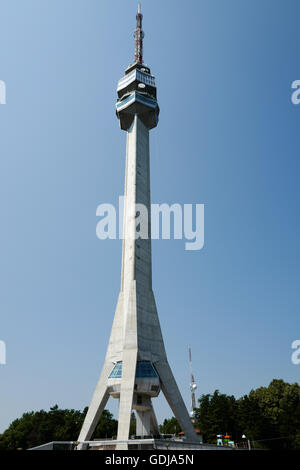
[[77, 4, 197, 450], [188, 347, 197, 419]]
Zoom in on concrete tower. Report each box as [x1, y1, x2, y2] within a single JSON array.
[[78, 4, 197, 450]]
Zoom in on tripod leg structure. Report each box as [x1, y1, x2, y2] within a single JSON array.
[[155, 360, 197, 442], [116, 349, 138, 449], [150, 401, 160, 435], [77, 361, 112, 449]]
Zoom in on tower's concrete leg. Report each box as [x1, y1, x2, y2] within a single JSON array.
[[77, 361, 113, 449], [77, 294, 125, 449], [155, 360, 198, 442], [136, 409, 151, 437], [116, 349, 137, 449], [150, 402, 159, 435], [116, 281, 138, 449]]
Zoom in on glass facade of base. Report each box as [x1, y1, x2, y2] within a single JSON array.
[[108, 361, 158, 379]]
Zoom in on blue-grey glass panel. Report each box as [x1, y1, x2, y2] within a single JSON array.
[[108, 361, 158, 379]]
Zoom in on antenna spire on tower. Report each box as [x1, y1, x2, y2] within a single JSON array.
[[134, 3, 144, 64]]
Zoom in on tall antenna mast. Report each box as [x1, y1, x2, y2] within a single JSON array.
[[189, 347, 197, 418], [134, 3, 144, 64]]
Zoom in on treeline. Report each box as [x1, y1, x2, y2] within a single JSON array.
[[161, 379, 300, 450], [0, 406, 118, 450], [1, 379, 300, 450]]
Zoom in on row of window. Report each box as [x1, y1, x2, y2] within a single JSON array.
[[118, 70, 155, 91], [136, 70, 155, 86]]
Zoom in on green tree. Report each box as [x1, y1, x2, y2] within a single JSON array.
[[159, 417, 181, 435], [0, 405, 118, 450], [244, 380, 300, 449], [129, 412, 136, 436], [93, 409, 118, 439], [194, 380, 300, 449], [194, 390, 239, 444]]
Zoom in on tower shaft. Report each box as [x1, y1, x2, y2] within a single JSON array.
[[121, 115, 152, 295]]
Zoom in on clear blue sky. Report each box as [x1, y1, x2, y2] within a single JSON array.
[[0, 0, 300, 432]]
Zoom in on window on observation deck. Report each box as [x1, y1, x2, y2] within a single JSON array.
[[136, 361, 157, 378], [108, 361, 158, 379], [108, 362, 122, 378]]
